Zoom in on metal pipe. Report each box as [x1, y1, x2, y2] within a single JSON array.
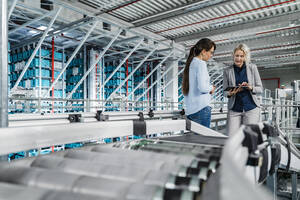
[[67, 29, 122, 99], [11, 7, 62, 93], [7, 0, 18, 19], [0, 0, 8, 127], [44, 21, 99, 98]]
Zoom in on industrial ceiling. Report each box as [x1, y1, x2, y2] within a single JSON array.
[[7, 0, 300, 69]]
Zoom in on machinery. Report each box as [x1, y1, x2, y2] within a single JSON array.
[[0, 111, 299, 200]]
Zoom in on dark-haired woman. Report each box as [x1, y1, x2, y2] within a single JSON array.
[[182, 38, 216, 128]]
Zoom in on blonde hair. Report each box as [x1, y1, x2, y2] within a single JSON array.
[[233, 43, 251, 65]]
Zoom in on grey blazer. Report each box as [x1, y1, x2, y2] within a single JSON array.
[[223, 63, 263, 110]]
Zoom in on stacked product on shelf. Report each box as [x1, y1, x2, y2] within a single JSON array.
[[8, 42, 11, 89], [65, 56, 84, 112], [178, 75, 184, 110], [104, 62, 133, 111], [133, 64, 149, 111], [178, 75, 183, 102], [8, 46, 65, 113]]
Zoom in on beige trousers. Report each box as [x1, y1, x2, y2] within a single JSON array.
[[226, 107, 260, 136]]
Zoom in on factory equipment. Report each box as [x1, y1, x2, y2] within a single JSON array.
[[0, 111, 299, 200]]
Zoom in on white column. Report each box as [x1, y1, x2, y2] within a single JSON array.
[[165, 61, 179, 110], [0, 0, 8, 127], [88, 49, 99, 112]]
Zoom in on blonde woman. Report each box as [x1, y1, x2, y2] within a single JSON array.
[[223, 44, 263, 135]]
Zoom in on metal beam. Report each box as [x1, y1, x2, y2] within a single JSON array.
[[0, 0, 8, 127], [67, 29, 122, 99], [132, 0, 230, 27], [215, 31, 300, 54], [106, 47, 171, 61], [63, 34, 108, 49], [9, 10, 55, 35], [11, 7, 62, 93], [49, 0, 185, 54], [178, 85, 182, 91], [175, 11, 300, 43], [258, 61, 300, 68], [43, 21, 99, 98], [105, 47, 158, 102], [178, 93, 183, 101], [104, 47, 143, 58], [135, 57, 182, 102], [253, 53, 300, 63], [157, 0, 300, 36], [214, 38, 300, 62], [11, 16, 96, 50], [7, 0, 17, 19], [178, 85, 183, 101], [100, 38, 143, 96], [112, 36, 141, 46]]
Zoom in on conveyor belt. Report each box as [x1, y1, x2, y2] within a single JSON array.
[[160, 132, 227, 146]]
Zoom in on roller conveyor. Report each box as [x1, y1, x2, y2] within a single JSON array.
[[0, 182, 107, 200], [1, 146, 216, 200], [0, 119, 225, 199], [0, 112, 299, 200]]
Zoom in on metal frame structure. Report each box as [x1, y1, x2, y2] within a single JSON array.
[[99, 37, 144, 97], [0, 0, 8, 127], [124, 51, 174, 101], [44, 21, 99, 98], [66, 28, 123, 99], [135, 56, 183, 102], [11, 7, 62, 93], [2, 0, 299, 114]]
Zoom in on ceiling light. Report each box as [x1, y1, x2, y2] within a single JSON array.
[[37, 25, 47, 30], [29, 30, 38, 34], [210, 18, 242, 28], [289, 23, 296, 27]]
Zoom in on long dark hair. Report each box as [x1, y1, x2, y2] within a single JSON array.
[[182, 38, 216, 95]]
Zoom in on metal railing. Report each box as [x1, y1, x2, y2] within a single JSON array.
[[8, 96, 187, 113]]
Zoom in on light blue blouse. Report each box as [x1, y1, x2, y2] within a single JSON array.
[[184, 57, 213, 115]]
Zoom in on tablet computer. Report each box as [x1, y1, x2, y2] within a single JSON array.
[[224, 86, 236, 91], [224, 86, 248, 91]]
